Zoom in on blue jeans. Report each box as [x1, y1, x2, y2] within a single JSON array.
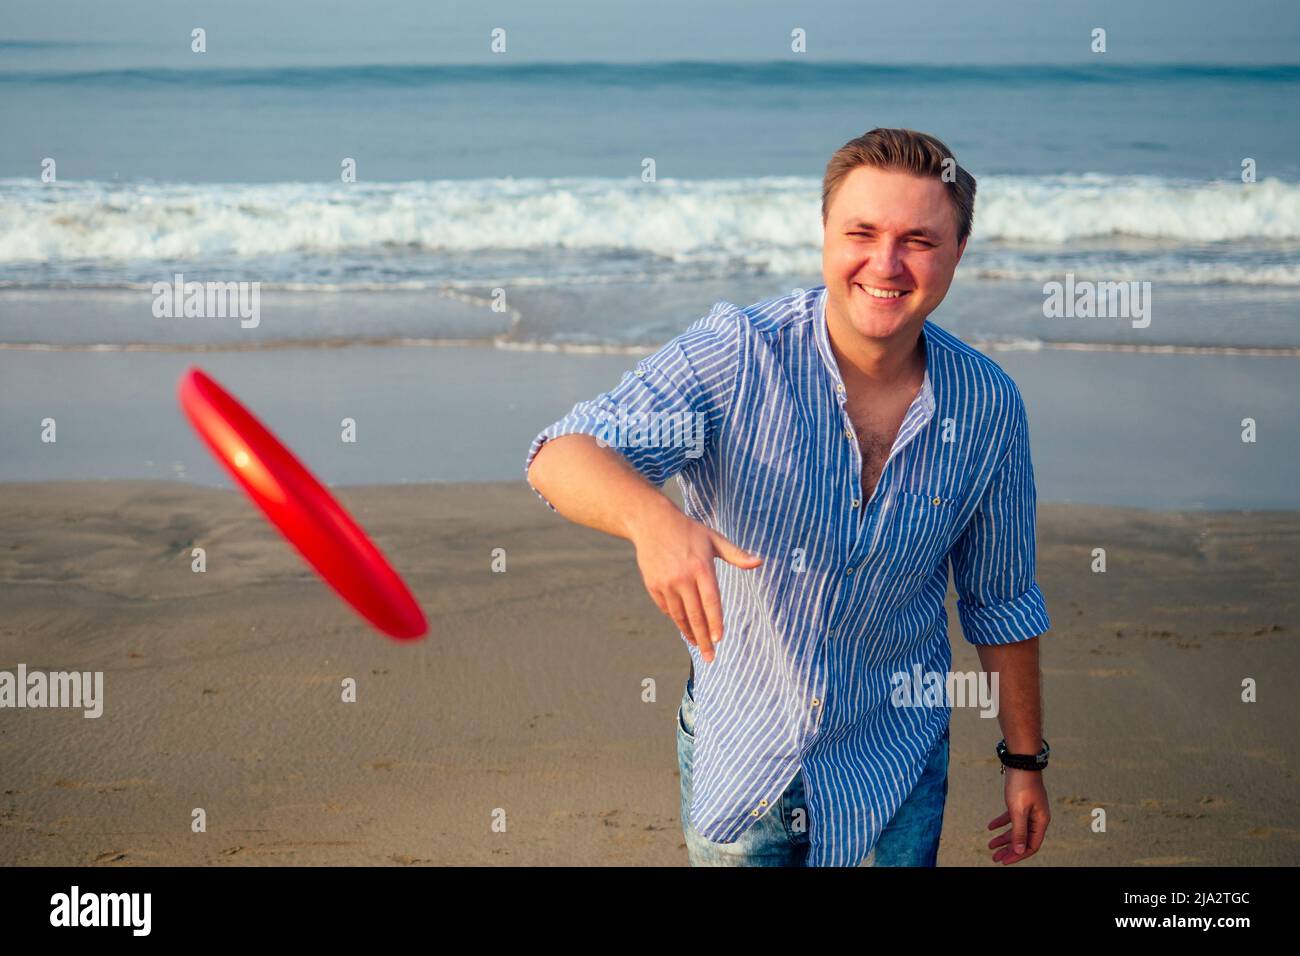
[[676, 673, 949, 866]]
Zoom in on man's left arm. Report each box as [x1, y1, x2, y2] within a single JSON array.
[[949, 385, 1052, 865], [976, 637, 1047, 865]]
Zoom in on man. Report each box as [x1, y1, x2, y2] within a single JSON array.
[[524, 128, 1052, 867]]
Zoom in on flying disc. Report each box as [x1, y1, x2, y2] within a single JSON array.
[[177, 366, 427, 640]]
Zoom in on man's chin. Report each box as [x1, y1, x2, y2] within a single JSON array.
[[827, 287, 926, 341], [848, 306, 918, 341]]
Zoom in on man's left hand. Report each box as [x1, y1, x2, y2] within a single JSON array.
[[986, 769, 1050, 864]]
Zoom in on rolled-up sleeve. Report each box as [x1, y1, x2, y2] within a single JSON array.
[[523, 303, 743, 511], [950, 387, 1052, 645]]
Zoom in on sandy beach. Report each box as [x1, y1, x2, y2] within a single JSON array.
[[1, 479, 1296, 866]]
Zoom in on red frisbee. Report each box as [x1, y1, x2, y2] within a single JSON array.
[[177, 366, 427, 640]]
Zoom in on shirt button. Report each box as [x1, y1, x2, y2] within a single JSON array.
[[836, 383, 846, 393], [844, 427, 853, 440], [634, 368, 645, 377], [851, 498, 860, 508], [811, 697, 821, 707], [751, 809, 762, 817], [758, 799, 769, 807], [932, 496, 942, 505], [845, 566, 854, 575]]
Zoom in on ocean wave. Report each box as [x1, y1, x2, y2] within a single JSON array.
[[975, 174, 1300, 242], [3, 61, 1297, 89], [1, 174, 1298, 285]]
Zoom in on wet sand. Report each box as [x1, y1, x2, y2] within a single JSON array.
[[1, 337, 1298, 509]]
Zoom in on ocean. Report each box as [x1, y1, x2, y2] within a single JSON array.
[[2, 60, 1298, 351], [1, 56, 1298, 504]]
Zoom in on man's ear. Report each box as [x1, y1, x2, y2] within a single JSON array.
[[955, 236, 968, 265]]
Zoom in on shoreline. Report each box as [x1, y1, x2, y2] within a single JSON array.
[[3, 338, 1299, 358], [4, 280, 1300, 353], [2, 341, 1298, 509]]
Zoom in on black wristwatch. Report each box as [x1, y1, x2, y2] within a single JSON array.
[[996, 738, 1050, 773]]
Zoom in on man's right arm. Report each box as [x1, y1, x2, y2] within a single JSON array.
[[527, 433, 760, 663], [523, 303, 761, 662], [526, 432, 681, 544]]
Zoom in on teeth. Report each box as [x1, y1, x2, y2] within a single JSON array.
[[857, 284, 905, 299]]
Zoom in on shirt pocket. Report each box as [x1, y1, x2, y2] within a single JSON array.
[[887, 490, 961, 581]]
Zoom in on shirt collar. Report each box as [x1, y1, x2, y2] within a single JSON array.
[[813, 286, 935, 417]]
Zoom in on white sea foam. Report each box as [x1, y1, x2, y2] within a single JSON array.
[[1, 175, 1296, 286]]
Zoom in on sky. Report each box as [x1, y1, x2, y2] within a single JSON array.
[[3, 0, 1298, 67]]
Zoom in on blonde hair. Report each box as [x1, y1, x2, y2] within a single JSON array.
[[822, 128, 976, 244]]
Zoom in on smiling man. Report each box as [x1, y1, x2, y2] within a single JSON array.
[[524, 128, 1052, 867]]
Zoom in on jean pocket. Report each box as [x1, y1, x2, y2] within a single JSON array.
[[677, 690, 695, 740], [780, 772, 811, 843]]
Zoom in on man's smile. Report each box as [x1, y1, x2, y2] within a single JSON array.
[[855, 282, 912, 300]]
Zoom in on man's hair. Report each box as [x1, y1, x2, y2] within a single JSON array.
[[821, 128, 977, 245]]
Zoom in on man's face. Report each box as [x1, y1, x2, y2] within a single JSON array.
[[822, 165, 967, 344]]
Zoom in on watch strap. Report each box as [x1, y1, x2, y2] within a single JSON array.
[[996, 738, 1050, 772]]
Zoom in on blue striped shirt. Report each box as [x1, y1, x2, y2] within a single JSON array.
[[524, 284, 1051, 866]]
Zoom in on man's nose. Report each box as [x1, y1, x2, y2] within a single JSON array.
[[867, 238, 904, 277]]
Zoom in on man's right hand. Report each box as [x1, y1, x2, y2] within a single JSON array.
[[526, 434, 762, 661], [628, 501, 762, 663]]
